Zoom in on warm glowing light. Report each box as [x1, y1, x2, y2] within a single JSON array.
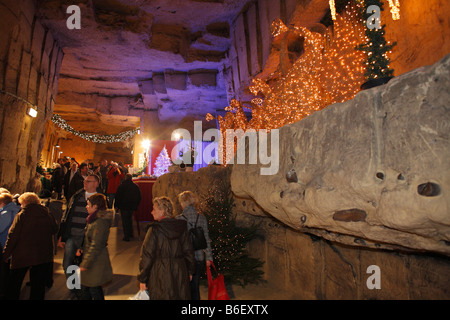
[[142, 139, 151, 150], [329, 0, 336, 20], [388, 0, 400, 20], [27, 106, 37, 117]]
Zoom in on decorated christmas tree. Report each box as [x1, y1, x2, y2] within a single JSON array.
[[153, 146, 172, 177], [356, 0, 396, 83], [200, 182, 264, 286]]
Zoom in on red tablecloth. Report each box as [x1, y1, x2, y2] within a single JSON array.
[[133, 178, 156, 222]]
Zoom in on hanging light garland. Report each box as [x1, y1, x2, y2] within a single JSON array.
[[387, 0, 400, 20], [51, 114, 139, 144], [329, 0, 337, 20]]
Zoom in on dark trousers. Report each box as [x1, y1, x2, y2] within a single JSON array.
[[107, 194, 115, 209], [0, 252, 9, 299], [190, 260, 204, 300], [80, 285, 104, 300], [120, 209, 134, 240], [5, 262, 52, 300]]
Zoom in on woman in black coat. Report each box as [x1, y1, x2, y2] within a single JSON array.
[[137, 197, 195, 300], [2, 192, 58, 300]]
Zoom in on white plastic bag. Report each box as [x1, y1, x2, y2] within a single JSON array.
[[128, 290, 150, 300]]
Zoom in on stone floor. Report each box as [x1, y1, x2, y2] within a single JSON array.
[[17, 215, 293, 300]]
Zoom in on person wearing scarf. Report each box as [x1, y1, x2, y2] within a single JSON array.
[[77, 193, 113, 300]]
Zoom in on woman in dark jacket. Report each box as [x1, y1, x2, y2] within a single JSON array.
[[2, 192, 58, 300], [137, 197, 196, 300]]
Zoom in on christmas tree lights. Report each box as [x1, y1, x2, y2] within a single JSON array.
[[357, 0, 396, 82], [153, 146, 172, 177], [200, 182, 264, 286]]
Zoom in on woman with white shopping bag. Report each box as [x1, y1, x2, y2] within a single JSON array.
[[137, 197, 196, 300]]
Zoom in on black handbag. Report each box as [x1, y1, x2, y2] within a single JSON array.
[[72, 251, 83, 266], [72, 238, 84, 266]]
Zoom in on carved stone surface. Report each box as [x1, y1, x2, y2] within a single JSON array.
[[231, 54, 450, 256]]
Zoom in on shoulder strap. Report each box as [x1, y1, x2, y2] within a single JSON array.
[[194, 213, 200, 227], [181, 214, 194, 228]]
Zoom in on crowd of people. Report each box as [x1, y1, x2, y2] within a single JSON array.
[[0, 157, 213, 301]]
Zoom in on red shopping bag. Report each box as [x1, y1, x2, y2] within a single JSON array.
[[207, 262, 230, 300]]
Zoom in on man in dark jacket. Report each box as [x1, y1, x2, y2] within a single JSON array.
[[51, 159, 65, 200], [114, 174, 141, 241], [63, 162, 85, 201]]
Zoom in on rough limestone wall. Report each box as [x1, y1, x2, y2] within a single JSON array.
[[231, 54, 450, 257], [0, 0, 63, 193], [153, 166, 450, 299], [239, 213, 450, 299]]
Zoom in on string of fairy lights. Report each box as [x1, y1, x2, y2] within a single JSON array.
[[51, 114, 139, 144], [208, 1, 375, 164], [0, 91, 140, 144]]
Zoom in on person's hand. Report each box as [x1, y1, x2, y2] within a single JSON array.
[[189, 274, 193, 281], [206, 260, 212, 267], [79, 267, 87, 272], [76, 249, 83, 256], [140, 282, 147, 291], [57, 238, 65, 248]]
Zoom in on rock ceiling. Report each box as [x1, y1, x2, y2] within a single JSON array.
[[37, 0, 250, 138]]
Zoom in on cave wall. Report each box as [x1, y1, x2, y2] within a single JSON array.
[[242, 213, 450, 299], [231, 53, 450, 256], [153, 165, 450, 299], [386, 0, 450, 77], [0, 0, 63, 193]]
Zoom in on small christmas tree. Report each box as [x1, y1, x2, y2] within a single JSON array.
[[200, 182, 264, 286], [357, 0, 396, 82], [153, 146, 172, 177]]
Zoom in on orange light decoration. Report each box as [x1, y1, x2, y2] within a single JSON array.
[[329, 0, 337, 20], [208, 3, 368, 164], [388, 0, 400, 20]]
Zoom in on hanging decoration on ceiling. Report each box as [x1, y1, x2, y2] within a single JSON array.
[[387, 0, 400, 20], [329, 0, 337, 20], [51, 114, 139, 144]]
